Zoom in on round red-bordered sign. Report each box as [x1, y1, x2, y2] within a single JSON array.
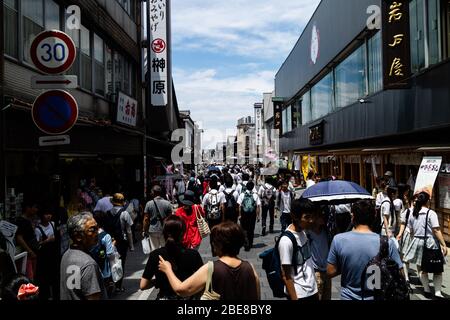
[[151, 38, 166, 53], [30, 30, 77, 74], [32, 90, 78, 135]]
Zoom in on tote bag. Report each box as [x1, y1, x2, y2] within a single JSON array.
[[200, 261, 221, 300], [195, 206, 210, 239], [421, 210, 444, 274]]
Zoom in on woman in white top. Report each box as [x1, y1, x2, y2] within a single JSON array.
[[403, 192, 448, 298], [396, 190, 414, 282]]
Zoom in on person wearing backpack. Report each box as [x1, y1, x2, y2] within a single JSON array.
[[380, 186, 399, 238], [327, 200, 404, 300], [143, 186, 173, 252], [276, 182, 294, 232], [202, 180, 223, 230], [104, 193, 134, 293], [91, 211, 117, 298], [237, 181, 261, 251], [219, 175, 239, 223], [258, 177, 277, 236], [278, 198, 317, 300]]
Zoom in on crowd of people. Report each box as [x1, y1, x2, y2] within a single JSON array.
[[0, 164, 448, 301]]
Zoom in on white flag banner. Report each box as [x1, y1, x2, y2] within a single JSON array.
[[150, 0, 168, 107], [414, 156, 443, 197]]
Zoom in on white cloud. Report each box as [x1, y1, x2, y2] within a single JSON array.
[[172, 0, 321, 59], [169, 0, 321, 149]]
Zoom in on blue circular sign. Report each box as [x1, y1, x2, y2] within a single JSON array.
[[32, 90, 78, 135]]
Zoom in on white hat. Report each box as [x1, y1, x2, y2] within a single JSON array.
[[384, 171, 393, 177]]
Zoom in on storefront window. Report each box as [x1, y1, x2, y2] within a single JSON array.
[[22, 0, 44, 62], [368, 31, 383, 94], [311, 72, 333, 121], [335, 44, 366, 108], [301, 91, 312, 125], [3, 0, 18, 58]]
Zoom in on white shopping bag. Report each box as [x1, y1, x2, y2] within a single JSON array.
[[111, 246, 123, 283], [142, 237, 151, 255]]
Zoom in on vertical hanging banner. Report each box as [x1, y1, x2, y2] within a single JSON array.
[[382, 0, 411, 89], [150, 0, 169, 106], [272, 97, 284, 136], [254, 103, 263, 146]]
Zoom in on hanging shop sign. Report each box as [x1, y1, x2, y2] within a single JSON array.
[[150, 0, 169, 107], [272, 98, 283, 135], [116, 92, 138, 127], [309, 121, 324, 146], [382, 0, 411, 89], [254, 103, 263, 146]]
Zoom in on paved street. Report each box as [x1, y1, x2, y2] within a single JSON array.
[[114, 211, 450, 301]]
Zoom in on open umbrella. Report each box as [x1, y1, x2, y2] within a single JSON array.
[[301, 180, 373, 204]]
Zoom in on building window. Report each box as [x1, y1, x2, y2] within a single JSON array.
[[116, 0, 135, 20], [410, 0, 442, 72], [335, 44, 366, 109], [368, 31, 383, 94], [22, 0, 44, 62], [3, 0, 18, 58], [94, 34, 105, 96], [80, 25, 92, 91], [282, 105, 292, 134], [311, 72, 333, 121], [292, 102, 301, 129], [301, 91, 312, 125], [45, 0, 60, 30], [66, 27, 79, 78]]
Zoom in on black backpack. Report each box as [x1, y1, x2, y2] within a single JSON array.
[[223, 191, 238, 219], [105, 208, 126, 243], [361, 236, 410, 301], [259, 231, 299, 298]]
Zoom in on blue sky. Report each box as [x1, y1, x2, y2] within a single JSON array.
[[170, 0, 321, 148]]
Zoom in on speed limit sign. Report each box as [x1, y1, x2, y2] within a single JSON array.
[[30, 30, 77, 74]]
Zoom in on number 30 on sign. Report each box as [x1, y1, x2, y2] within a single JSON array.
[[30, 30, 77, 75]]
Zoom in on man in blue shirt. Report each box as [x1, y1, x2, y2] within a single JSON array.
[[327, 200, 403, 300]]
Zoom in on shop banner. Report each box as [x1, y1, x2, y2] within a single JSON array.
[[414, 156, 443, 197]]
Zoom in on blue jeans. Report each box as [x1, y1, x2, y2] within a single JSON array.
[[280, 212, 292, 232]]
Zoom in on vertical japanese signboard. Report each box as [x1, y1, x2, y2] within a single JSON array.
[[254, 103, 263, 146], [150, 0, 169, 106], [272, 97, 283, 136], [382, 0, 411, 89]]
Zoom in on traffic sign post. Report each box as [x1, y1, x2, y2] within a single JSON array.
[[39, 135, 70, 147], [32, 90, 78, 135], [31, 75, 78, 89], [30, 30, 76, 75]]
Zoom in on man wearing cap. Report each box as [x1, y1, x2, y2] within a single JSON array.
[[105, 193, 133, 293], [175, 190, 206, 250], [143, 185, 173, 252], [384, 171, 397, 188]]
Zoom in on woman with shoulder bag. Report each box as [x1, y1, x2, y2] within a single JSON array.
[[403, 192, 448, 298], [175, 191, 206, 250], [140, 215, 203, 300], [158, 222, 260, 300]]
